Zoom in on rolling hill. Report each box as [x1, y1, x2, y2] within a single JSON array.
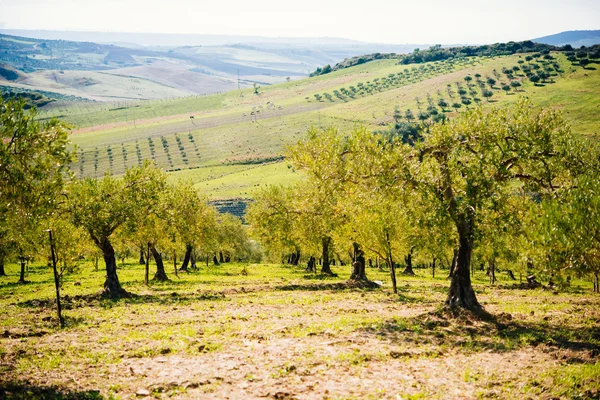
[[54, 43, 599, 203], [532, 30, 600, 47], [0, 31, 425, 102]]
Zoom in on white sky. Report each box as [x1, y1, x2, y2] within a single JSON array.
[[0, 0, 598, 44]]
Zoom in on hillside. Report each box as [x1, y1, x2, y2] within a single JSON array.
[[0, 32, 425, 102], [58, 46, 600, 202], [532, 30, 600, 47]]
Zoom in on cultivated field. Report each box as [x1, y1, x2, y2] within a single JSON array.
[[46, 52, 599, 199], [0, 261, 598, 399]]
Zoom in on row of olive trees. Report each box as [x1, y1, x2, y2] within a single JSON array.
[[0, 97, 251, 298], [248, 98, 600, 311], [68, 162, 252, 297]]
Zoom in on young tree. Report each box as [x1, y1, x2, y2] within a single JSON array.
[[124, 165, 170, 282], [69, 163, 162, 297], [247, 185, 300, 264], [287, 128, 350, 275], [167, 183, 218, 272], [216, 213, 251, 262]]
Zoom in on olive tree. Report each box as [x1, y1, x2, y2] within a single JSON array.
[[0, 98, 73, 281], [69, 163, 163, 297], [410, 99, 579, 310]]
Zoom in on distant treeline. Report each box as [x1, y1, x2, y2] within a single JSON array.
[[310, 41, 600, 77], [0, 88, 55, 109]]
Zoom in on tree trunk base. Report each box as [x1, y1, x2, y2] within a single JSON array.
[[445, 283, 483, 312], [102, 276, 130, 299], [346, 277, 380, 289], [153, 271, 170, 281], [320, 265, 337, 276]]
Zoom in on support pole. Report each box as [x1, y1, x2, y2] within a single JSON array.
[[47, 230, 64, 328]]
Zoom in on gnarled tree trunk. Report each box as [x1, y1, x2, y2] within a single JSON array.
[[291, 248, 301, 266], [403, 248, 415, 275], [180, 244, 193, 272], [306, 256, 316, 273], [321, 236, 334, 275], [139, 247, 145, 265], [0, 255, 5, 276], [99, 236, 125, 298], [150, 244, 169, 281], [445, 227, 481, 311], [349, 243, 368, 281]]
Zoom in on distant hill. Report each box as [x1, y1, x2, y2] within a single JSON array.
[[532, 30, 600, 47], [0, 29, 368, 47], [0, 31, 428, 102]]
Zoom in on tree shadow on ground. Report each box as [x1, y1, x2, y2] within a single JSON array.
[[359, 308, 600, 356], [14, 280, 383, 310], [0, 382, 102, 399]]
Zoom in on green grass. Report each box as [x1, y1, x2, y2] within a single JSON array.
[[191, 162, 303, 199], [0, 259, 599, 399]]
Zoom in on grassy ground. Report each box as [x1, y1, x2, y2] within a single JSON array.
[[0, 260, 598, 399]]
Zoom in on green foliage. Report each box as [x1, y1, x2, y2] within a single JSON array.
[[0, 97, 74, 264], [312, 41, 598, 75]]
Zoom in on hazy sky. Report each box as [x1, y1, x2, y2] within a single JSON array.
[[0, 0, 598, 44]]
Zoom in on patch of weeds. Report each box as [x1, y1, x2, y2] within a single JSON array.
[[0, 383, 102, 399], [463, 367, 480, 383], [525, 361, 600, 399], [335, 348, 374, 366], [195, 342, 221, 353], [397, 393, 429, 400], [271, 363, 297, 379], [244, 373, 258, 382], [129, 346, 161, 358]]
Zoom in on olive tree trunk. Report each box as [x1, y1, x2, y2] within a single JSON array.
[[291, 248, 301, 266], [387, 256, 397, 293], [349, 243, 369, 281], [180, 244, 193, 272], [445, 226, 481, 311], [99, 236, 125, 298], [487, 259, 496, 285], [403, 248, 415, 275], [18, 256, 26, 283], [150, 244, 169, 281], [321, 236, 334, 275], [448, 248, 458, 278], [0, 255, 5, 276], [385, 233, 397, 293], [306, 256, 316, 273]]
